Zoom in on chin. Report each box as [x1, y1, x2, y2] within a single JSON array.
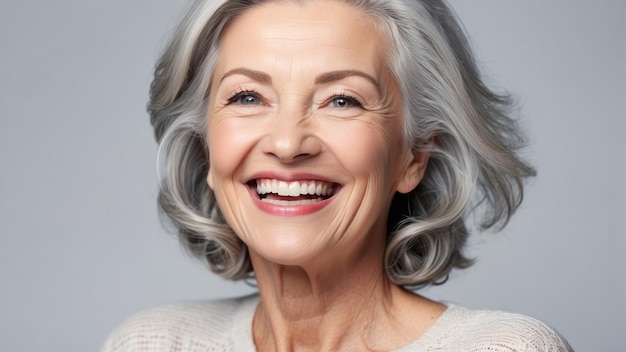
[[245, 230, 328, 267]]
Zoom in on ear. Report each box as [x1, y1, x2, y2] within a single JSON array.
[[206, 167, 214, 190], [396, 147, 429, 194], [203, 142, 214, 190]]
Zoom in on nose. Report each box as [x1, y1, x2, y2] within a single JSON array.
[[261, 108, 321, 163]]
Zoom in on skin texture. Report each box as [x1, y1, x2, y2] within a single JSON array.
[[206, 1, 445, 350]]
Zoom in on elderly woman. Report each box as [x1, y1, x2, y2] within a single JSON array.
[[104, 0, 572, 350]]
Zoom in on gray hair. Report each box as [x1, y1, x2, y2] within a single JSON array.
[[149, 0, 535, 287]]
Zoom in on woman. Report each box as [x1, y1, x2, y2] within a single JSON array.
[[104, 0, 572, 350]]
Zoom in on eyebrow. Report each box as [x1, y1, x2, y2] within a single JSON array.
[[219, 68, 379, 88], [219, 67, 272, 84], [314, 70, 380, 88]]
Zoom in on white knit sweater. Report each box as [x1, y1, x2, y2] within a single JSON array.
[[102, 295, 572, 351]]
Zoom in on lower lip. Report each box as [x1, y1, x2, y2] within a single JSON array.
[[247, 187, 336, 216]]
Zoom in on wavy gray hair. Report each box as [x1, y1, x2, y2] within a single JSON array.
[[149, 0, 535, 287]]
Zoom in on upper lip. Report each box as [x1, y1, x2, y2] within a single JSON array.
[[246, 171, 340, 184]]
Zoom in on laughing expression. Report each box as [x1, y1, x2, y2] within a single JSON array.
[[206, 1, 427, 266]]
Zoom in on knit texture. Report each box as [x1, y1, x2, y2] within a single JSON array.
[[102, 295, 572, 351]]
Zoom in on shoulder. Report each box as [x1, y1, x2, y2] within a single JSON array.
[[434, 305, 573, 351], [101, 294, 258, 352]]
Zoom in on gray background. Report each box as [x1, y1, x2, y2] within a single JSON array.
[[1, 0, 624, 350]]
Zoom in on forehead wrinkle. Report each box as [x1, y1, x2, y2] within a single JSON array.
[[260, 17, 337, 39]]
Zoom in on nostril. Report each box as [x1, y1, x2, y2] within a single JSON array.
[[262, 132, 322, 163], [265, 151, 314, 163], [294, 152, 312, 159]]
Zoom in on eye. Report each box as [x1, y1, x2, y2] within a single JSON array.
[[227, 90, 261, 106], [328, 95, 362, 109]]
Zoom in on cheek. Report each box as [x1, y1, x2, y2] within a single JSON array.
[[207, 117, 261, 182], [325, 120, 397, 179]]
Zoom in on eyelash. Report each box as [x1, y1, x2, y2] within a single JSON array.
[[324, 93, 363, 109], [225, 89, 363, 109], [226, 89, 262, 105]]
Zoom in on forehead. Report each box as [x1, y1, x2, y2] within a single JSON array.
[[215, 0, 390, 78]]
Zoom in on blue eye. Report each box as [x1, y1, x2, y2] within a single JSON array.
[[228, 91, 261, 105], [329, 95, 361, 109]]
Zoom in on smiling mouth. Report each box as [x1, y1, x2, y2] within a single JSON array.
[[249, 178, 339, 206]]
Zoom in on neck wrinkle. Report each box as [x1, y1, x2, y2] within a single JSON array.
[[250, 247, 395, 351]]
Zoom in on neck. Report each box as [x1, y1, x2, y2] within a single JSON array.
[[249, 240, 445, 351]]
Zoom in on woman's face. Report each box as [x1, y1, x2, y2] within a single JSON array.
[[206, 0, 427, 266]]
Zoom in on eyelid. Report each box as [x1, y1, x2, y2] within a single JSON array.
[[226, 88, 264, 105], [323, 92, 364, 108]]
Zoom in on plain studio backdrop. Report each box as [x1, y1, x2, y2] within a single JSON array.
[[1, 0, 624, 350]]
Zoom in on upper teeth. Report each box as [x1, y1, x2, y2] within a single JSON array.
[[256, 179, 334, 197]]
